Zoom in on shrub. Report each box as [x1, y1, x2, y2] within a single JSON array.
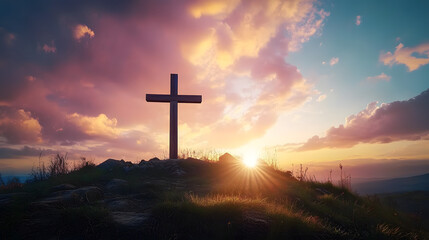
[[48, 153, 69, 177], [29, 152, 49, 182], [72, 157, 96, 171]]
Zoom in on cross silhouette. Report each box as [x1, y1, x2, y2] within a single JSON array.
[[146, 74, 202, 159]]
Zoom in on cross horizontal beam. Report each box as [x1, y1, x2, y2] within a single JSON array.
[[146, 94, 202, 103]]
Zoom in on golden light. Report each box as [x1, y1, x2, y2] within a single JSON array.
[[242, 152, 258, 168]]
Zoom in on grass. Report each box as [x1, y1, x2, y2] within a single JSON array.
[[1, 155, 427, 239], [148, 191, 423, 239]]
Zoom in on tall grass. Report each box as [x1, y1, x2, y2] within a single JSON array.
[[338, 163, 352, 190], [179, 148, 222, 162], [261, 148, 279, 170], [29, 152, 95, 182]]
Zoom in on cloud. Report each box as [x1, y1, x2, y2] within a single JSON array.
[[26, 76, 36, 82], [0, 0, 328, 158], [316, 94, 326, 102], [380, 42, 429, 71], [287, 9, 330, 52], [0, 108, 42, 144], [0, 146, 56, 159], [299, 89, 429, 151], [73, 24, 95, 40], [42, 42, 56, 53], [0, 28, 15, 46], [366, 72, 391, 82], [329, 57, 339, 66], [355, 15, 361, 26], [188, 0, 240, 18], [67, 113, 120, 139]]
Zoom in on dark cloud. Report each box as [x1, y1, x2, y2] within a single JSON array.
[[299, 88, 429, 151], [0, 145, 55, 159]]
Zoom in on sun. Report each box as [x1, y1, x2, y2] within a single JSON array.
[[242, 152, 258, 168]]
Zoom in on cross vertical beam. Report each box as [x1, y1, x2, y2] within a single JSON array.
[[146, 74, 202, 159], [170, 74, 178, 159]]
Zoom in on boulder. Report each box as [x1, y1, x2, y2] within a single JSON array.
[[138, 159, 147, 165], [242, 211, 269, 238], [105, 198, 135, 211], [105, 179, 129, 193], [218, 153, 238, 165], [173, 168, 186, 176], [111, 211, 150, 228], [50, 183, 76, 192], [149, 157, 160, 162], [97, 159, 133, 170], [34, 186, 103, 205]]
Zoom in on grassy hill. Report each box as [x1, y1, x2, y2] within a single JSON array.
[[0, 154, 428, 239]]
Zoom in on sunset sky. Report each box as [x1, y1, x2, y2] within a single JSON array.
[[1, 0, 429, 180]]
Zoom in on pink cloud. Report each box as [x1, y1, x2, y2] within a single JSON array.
[[42, 43, 56, 53], [67, 113, 120, 139], [0, 0, 328, 158], [366, 72, 391, 82], [287, 9, 330, 52], [329, 57, 339, 66], [299, 89, 429, 151], [0, 108, 42, 144], [73, 24, 95, 40], [380, 42, 429, 71], [316, 94, 326, 102], [355, 15, 361, 26], [0, 28, 16, 46]]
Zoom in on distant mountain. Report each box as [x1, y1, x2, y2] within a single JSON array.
[[353, 173, 429, 194]]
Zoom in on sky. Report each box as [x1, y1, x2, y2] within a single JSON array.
[[1, 0, 429, 180]]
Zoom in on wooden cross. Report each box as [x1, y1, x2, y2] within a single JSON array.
[[146, 74, 202, 159]]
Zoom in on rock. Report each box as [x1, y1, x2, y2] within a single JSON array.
[[218, 153, 238, 165], [138, 159, 147, 165], [242, 211, 269, 238], [105, 179, 128, 193], [149, 157, 160, 162], [138, 159, 186, 176], [105, 198, 135, 211], [97, 159, 133, 170], [98, 158, 186, 177], [173, 168, 186, 176], [111, 211, 150, 228], [50, 183, 76, 192], [35, 186, 103, 205]]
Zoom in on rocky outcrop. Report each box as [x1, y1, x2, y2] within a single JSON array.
[[138, 159, 186, 176], [50, 183, 76, 192], [218, 153, 239, 165], [111, 211, 150, 228], [34, 186, 103, 206], [105, 179, 129, 194], [97, 159, 133, 171], [96, 157, 191, 176]]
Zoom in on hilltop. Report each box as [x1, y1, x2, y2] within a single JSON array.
[[0, 154, 428, 239]]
